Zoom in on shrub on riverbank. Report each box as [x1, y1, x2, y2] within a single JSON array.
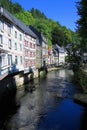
[[74, 68, 87, 93]]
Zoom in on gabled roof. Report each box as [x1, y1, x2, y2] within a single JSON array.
[[52, 48, 57, 54], [53, 44, 65, 53], [0, 7, 37, 38], [29, 25, 41, 38]]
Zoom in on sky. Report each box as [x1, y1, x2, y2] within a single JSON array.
[[12, 0, 80, 32]]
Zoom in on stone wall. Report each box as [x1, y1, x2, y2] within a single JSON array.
[[0, 70, 38, 96]]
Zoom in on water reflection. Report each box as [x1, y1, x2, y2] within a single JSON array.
[[37, 99, 84, 130], [3, 69, 86, 130]]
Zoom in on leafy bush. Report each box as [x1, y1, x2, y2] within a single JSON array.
[[74, 69, 87, 92]]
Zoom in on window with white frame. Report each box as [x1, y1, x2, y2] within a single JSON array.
[[20, 56, 22, 65], [0, 20, 4, 31], [0, 35, 3, 45], [8, 24, 11, 34], [15, 42, 17, 50], [15, 31, 17, 38], [20, 44, 22, 51], [8, 39, 12, 49], [20, 34, 22, 41], [15, 56, 18, 65], [8, 54, 12, 65]]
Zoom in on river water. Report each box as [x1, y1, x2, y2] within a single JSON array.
[[0, 69, 87, 130]]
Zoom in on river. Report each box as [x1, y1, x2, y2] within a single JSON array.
[[0, 69, 87, 130]]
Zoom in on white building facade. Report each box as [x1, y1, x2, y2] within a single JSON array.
[[53, 44, 66, 66], [0, 19, 24, 79], [0, 7, 36, 80]]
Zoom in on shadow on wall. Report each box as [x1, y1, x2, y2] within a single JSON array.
[[24, 67, 35, 92], [0, 75, 17, 106], [23, 67, 34, 84]]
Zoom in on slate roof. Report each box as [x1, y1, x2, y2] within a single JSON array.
[[0, 7, 37, 38], [53, 44, 65, 53]]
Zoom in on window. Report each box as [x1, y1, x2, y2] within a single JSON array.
[[25, 49, 28, 56], [15, 31, 17, 38], [0, 20, 4, 31], [15, 42, 17, 50], [8, 24, 11, 34], [30, 52, 32, 57], [24, 40, 28, 47], [20, 44, 22, 51], [20, 34, 22, 41], [0, 35, 3, 45], [15, 56, 18, 65], [8, 39, 12, 49], [8, 54, 12, 65], [20, 56, 22, 65], [30, 43, 32, 48], [0, 56, 2, 68], [34, 44, 35, 49]]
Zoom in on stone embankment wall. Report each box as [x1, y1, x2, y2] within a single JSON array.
[[0, 67, 59, 99], [0, 69, 39, 106], [0, 67, 59, 90], [0, 70, 38, 94]]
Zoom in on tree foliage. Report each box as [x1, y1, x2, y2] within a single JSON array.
[[11, 2, 24, 14], [30, 8, 47, 19], [76, 0, 87, 52], [51, 26, 65, 46], [0, 0, 12, 11], [0, 0, 24, 13], [15, 11, 35, 26]]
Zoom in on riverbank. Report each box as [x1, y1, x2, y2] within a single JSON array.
[[74, 66, 87, 106], [0, 66, 60, 98]]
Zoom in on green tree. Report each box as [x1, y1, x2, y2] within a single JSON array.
[[0, 0, 12, 11], [30, 8, 47, 19], [0, 0, 24, 14], [64, 29, 72, 45], [12, 2, 24, 14], [76, 0, 87, 52], [51, 26, 65, 46], [34, 19, 52, 45], [15, 11, 35, 26]]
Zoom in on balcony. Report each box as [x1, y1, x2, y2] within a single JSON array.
[[0, 47, 10, 53]]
